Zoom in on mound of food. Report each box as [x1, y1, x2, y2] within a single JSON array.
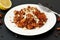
[[13, 6, 47, 29]]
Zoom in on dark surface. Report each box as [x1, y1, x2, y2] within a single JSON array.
[[0, 0, 60, 40]]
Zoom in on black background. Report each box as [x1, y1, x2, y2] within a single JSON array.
[[0, 0, 60, 40]]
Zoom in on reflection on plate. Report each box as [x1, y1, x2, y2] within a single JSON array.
[[4, 4, 56, 36]]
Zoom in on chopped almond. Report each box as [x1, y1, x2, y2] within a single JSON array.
[[56, 27, 60, 30]]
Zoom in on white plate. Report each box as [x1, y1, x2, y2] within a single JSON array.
[[4, 4, 56, 36]]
